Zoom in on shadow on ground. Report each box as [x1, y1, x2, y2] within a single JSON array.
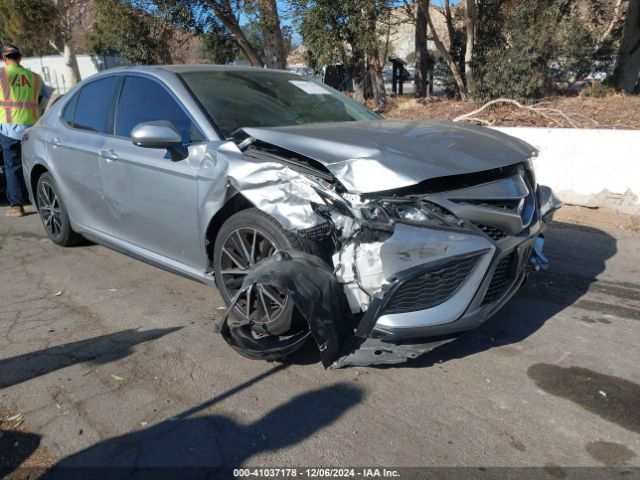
[[0, 328, 181, 389], [386, 220, 618, 368], [45, 366, 363, 479], [0, 429, 42, 478]]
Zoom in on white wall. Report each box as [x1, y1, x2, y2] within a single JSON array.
[[493, 127, 640, 216], [21, 55, 127, 94]]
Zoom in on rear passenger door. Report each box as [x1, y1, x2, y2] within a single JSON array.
[[50, 76, 120, 234], [100, 75, 205, 269]]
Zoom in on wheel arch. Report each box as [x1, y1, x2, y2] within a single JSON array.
[[30, 163, 50, 207], [205, 193, 255, 267]]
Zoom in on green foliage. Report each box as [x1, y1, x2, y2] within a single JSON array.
[[199, 22, 239, 64], [0, 0, 58, 56], [291, 0, 389, 70], [471, 0, 622, 102], [88, 0, 173, 64]]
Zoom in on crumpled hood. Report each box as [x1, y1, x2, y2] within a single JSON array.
[[242, 120, 537, 194]]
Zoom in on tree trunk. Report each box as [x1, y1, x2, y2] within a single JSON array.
[[443, 0, 455, 54], [424, 9, 468, 100], [464, 0, 476, 89], [612, 0, 640, 92], [415, 0, 429, 97], [363, 3, 386, 109], [350, 49, 366, 103], [51, 0, 81, 87], [62, 41, 81, 86], [595, 0, 626, 54], [207, 0, 264, 67], [258, 0, 286, 69]]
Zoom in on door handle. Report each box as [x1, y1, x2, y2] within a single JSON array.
[[99, 149, 119, 162], [48, 137, 62, 148]]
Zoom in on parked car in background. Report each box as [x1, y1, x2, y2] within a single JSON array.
[[21, 65, 561, 367]]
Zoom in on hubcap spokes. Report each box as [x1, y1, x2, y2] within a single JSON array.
[[220, 228, 287, 324], [38, 183, 63, 238]]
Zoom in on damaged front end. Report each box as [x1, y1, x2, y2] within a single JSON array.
[[212, 123, 562, 368]]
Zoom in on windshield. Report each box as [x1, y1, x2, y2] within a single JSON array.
[[180, 70, 380, 140]]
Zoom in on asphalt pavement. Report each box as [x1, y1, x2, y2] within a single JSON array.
[[1, 205, 639, 474]]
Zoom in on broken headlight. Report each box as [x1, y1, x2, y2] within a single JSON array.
[[360, 204, 393, 224], [359, 201, 451, 228]]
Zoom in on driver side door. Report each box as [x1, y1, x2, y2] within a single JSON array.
[[100, 75, 206, 272]]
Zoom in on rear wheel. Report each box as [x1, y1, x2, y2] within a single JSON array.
[[36, 173, 81, 246], [213, 208, 315, 360]]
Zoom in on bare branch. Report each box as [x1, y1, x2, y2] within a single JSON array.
[[453, 98, 587, 128], [595, 0, 628, 53]]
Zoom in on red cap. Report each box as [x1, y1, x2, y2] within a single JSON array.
[[2, 44, 21, 57]]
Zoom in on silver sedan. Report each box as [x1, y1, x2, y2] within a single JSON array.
[[21, 66, 561, 367]]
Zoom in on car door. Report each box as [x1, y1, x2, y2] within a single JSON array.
[[49, 76, 120, 234], [100, 74, 206, 269]]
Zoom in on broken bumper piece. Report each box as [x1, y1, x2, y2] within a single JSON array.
[[329, 336, 457, 368], [214, 251, 348, 368]]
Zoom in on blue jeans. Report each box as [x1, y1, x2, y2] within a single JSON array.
[[0, 132, 28, 206]]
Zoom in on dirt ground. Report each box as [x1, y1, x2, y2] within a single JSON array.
[[382, 94, 640, 129], [0, 406, 55, 479], [2, 203, 640, 477]]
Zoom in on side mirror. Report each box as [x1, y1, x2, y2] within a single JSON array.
[[131, 120, 188, 161], [131, 121, 182, 149]]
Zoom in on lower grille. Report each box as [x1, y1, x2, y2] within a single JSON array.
[[297, 222, 333, 241], [481, 252, 516, 306], [475, 223, 507, 241], [383, 254, 482, 315]]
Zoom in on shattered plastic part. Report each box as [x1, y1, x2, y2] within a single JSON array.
[[538, 184, 563, 221], [330, 336, 457, 368], [214, 251, 347, 367]]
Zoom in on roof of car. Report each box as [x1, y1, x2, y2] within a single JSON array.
[[113, 64, 292, 75]]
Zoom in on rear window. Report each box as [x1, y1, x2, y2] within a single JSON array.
[[72, 77, 120, 133], [61, 93, 78, 125]]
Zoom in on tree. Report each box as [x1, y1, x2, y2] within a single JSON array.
[[414, 0, 429, 97], [463, 0, 476, 87], [204, 0, 264, 66], [612, 0, 640, 92], [0, 0, 82, 85], [88, 0, 173, 64], [295, 0, 387, 109], [200, 21, 239, 64], [258, 0, 286, 68], [405, 0, 468, 99]]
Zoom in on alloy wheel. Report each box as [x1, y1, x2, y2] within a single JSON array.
[[37, 182, 63, 239], [219, 227, 290, 333]]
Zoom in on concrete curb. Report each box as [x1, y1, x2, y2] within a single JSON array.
[[493, 127, 640, 216]]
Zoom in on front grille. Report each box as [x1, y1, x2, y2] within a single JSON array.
[[475, 223, 507, 241], [454, 199, 521, 212], [383, 254, 482, 315], [481, 252, 516, 306]]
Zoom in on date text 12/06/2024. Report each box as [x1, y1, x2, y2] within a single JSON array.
[[233, 468, 401, 478]]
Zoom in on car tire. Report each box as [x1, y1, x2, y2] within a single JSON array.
[[36, 172, 81, 247], [213, 208, 318, 361]]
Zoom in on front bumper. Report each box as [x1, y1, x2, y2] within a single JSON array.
[[349, 218, 543, 341]]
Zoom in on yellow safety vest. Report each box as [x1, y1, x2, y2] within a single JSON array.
[[0, 64, 42, 125]]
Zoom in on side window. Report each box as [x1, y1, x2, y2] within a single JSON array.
[[61, 92, 78, 125], [115, 76, 204, 144], [73, 77, 120, 133]]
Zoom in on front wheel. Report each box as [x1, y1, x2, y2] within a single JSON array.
[[36, 173, 81, 246], [213, 208, 316, 361]]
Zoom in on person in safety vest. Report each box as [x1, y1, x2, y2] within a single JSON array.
[[0, 44, 48, 217]]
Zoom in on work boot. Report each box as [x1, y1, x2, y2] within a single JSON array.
[[5, 205, 25, 217]]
